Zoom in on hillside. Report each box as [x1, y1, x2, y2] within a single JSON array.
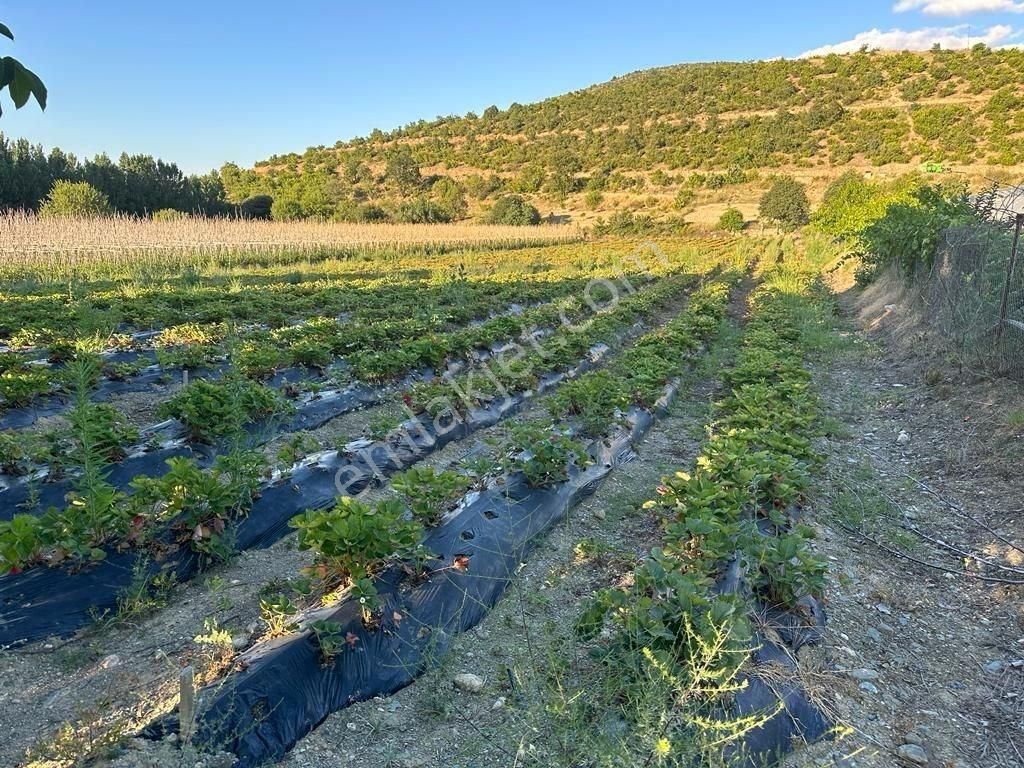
[[222, 46, 1024, 226]]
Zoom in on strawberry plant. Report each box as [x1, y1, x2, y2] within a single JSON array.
[[159, 376, 289, 443], [391, 466, 467, 526], [308, 619, 349, 664], [505, 423, 590, 487], [546, 370, 629, 437], [0, 514, 43, 573], [129, 450, 265, 559], [290, 496, 425, 584]]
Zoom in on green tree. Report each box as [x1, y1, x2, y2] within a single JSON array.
[[271, 196, 303, 221], [385, 148, 421, 192], [431, 176, 467, 219], [238, 194, 273, 220], [38, 180, 111, 218], [759, 177, 809, 230], [485, 195, 540, 225], [0, 22, 46, 116]]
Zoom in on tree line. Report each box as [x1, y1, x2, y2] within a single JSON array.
[[0, 134, 228, 216]]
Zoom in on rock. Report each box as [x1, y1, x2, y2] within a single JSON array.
[[903, 727, 929, 746], [395, 751, 429, 768], [859, 681, 880, 695], [100, 654, 122, 669], [593, 508, 606, 521], [492, 696, 506, 710], [896, 743, 928, 764], [231, 633, 250, 652], [849, 668, 880, 682], [866, 627, 883, 644], [453, 673, 485, 693], [896, 430, 911, 445], [984, 660, 1005, 674]]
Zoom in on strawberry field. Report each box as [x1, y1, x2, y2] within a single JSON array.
[[0, 232, 841, 768]]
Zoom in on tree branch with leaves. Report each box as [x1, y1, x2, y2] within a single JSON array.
[[0, 21, 47, 116]]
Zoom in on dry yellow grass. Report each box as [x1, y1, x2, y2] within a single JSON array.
[[0, 212, 582, 272]]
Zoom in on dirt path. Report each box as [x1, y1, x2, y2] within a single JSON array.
[[788, 286, 1024, 768]]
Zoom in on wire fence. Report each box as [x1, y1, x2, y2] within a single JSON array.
[[923, 188, 1024, 377]]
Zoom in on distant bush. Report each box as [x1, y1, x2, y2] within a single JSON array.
[[673, 188, 695, 210], [238, 194, 273, 220], [152, 208, 186, 222], [584, 189, 603, 210], [759, 177, 809, 230], [463, 173, 503, 200], [38, 181, 112, 218], [394, 198, 452, 224], [385, 148, 421, 192], [485, 195, 541, 226], [717, 208, 744, 232], [333, 200, 392, 223], [271, 197, 303, 222]]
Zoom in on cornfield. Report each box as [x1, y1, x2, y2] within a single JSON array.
[[0, 212, 583, 281]]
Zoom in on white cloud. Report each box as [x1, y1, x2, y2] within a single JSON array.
[[894, 0, 1024, 16], [800, 23, 1018, 56]]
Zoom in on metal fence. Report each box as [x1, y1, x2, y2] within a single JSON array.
[[924, 192, 1024, 377]]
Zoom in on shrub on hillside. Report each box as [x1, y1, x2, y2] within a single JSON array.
[[584, 189, 603, 210], [394, 198, 451, 224], [38, 181, 112, 218], [431, 177, 468, 219], [717, 208, 744, 232], [759, 177, 809, 230], [673, 188, 695, 210], [485, 195, 541, 226], [238, 194, 273, 220]]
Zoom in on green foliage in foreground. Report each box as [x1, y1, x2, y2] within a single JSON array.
[[574, 261, 830, 764], [0, 22, 46, 116], [290, 496, 424, 583]]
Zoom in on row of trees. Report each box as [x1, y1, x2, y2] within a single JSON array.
[[0, 134, 228, 215]]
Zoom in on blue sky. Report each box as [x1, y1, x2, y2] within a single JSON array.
[[1, 0, 1022, 173]]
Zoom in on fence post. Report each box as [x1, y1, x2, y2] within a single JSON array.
[[179, 665, 195, 744], [995, 212, 1024, 347]]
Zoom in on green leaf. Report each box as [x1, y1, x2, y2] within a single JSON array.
[[7, 63, 29, 108], [0, 23, 13, 41]]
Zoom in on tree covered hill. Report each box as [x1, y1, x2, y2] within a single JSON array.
[[216, 46, 1024, 224], [5, 46, 1024, 225]]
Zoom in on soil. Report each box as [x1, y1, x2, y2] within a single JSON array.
[[784, 275, 1024, 768]]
